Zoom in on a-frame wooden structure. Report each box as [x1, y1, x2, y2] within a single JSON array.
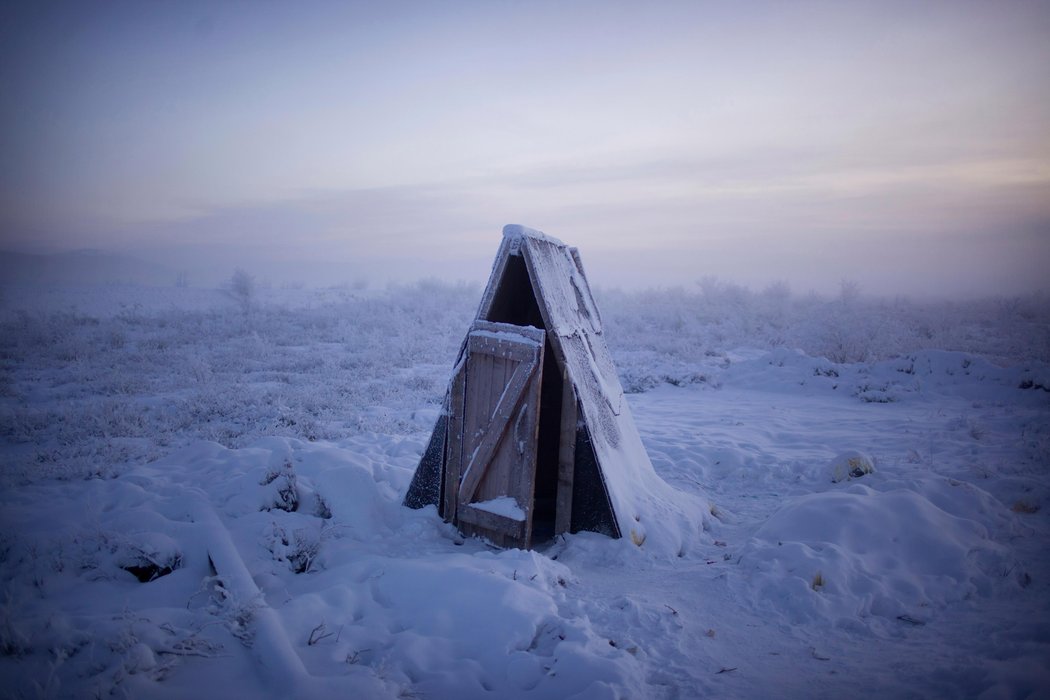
[[404, 225, 675, 549]]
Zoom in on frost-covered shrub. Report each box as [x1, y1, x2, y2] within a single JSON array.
[[0, 281, 478, 482], [260, 461, 299, 512], [598, 281, 1050, 377], [227, 269, 255, 314], [1, 279, 1046, 484], [265, 522, 321, 574]]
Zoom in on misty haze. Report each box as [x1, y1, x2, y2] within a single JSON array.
[[2, 2, 1049, 699]]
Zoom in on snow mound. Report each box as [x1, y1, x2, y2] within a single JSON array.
[[740, 479, 1021, 634], [718, 347, 1044, 404], [828, 450, 875, 483], [0, 435, 653, 699]]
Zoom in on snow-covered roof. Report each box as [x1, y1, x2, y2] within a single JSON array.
[[482, 227, 708, 554], [501, 223, 566, 248]]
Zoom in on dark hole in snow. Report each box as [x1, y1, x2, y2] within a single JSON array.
[[122, 556, 181, 583], [314, 495, 333, 519]]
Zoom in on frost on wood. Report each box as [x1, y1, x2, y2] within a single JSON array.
[[407, 226, 712, 555], [515, 230, 710, 554]]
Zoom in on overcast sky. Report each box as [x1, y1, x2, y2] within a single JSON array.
[[2, 0, 1048, 296]]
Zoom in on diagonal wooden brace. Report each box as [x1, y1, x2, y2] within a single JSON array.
[[458, 357, 537, 503]]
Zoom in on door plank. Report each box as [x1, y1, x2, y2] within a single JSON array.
[[452, 321, 545, 548], [443, 362, 467, 523], [468, 334, 541, 364], [555, 365, 577, 536], [458, 504, 526, 541], [458, 357, 536, 503]]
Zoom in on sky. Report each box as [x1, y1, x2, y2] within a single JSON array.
[[1, 0, 1049, 297]]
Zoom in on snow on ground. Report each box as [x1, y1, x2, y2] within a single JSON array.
[[1, 282, 1048, 699]]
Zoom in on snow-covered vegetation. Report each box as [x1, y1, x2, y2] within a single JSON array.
[[1, 280, 1048, 698]]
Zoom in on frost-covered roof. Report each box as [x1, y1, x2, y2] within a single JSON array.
[[491, 227, 708, 553], [501, 223, 566, 247]]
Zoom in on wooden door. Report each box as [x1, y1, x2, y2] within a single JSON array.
[[445, 321, 545, 549]]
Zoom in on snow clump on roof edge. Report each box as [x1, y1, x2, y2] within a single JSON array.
[[502, 224, 567, 247]]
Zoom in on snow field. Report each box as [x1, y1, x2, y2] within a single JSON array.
[[1, 281, 1048, 698]]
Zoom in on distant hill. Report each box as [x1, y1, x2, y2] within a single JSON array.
[[0, 249, 180, 287]]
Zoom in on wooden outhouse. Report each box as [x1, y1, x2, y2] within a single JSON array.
[[404, 225, 690, 549]]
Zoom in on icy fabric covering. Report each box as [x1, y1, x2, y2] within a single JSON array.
[[520, 233, 710, 555]]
